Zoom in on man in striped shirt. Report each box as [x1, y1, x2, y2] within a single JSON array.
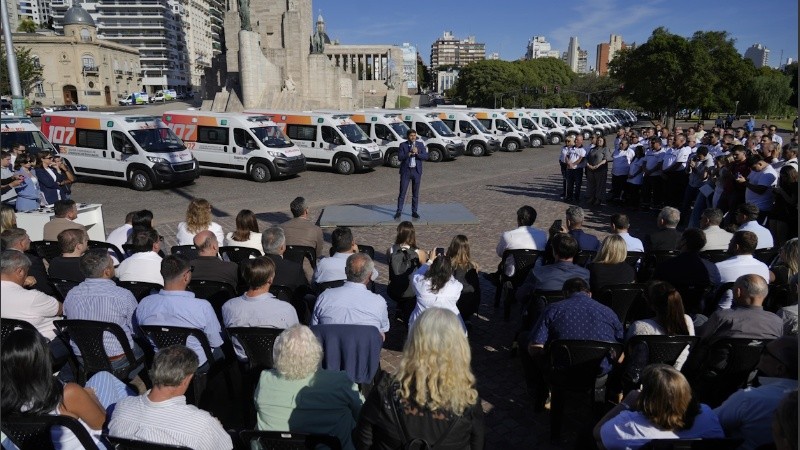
[[108, 345, 233, 450]]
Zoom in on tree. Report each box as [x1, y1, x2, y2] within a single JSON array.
[[416, 59, 431, 91], [689, 31, 755, 117], [741, 67, 792, 118], [0, 46, 44, 97], [784, 61, 798, 109], [17, 19, 37, 33], [566, 73, 624, 108]]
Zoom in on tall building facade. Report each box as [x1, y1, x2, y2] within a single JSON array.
[[14, 0, 51, 26], [400, 43, 418, 90], [525, 36, 560, 59], [596, 43, 610, 75], [566, 36, 579, 72], [430, 31, 485, 70], [577, 49, 589, 73], [744, 43, 770, 68]]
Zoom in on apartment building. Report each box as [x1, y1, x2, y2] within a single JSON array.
[[430, 31, 485, 70]]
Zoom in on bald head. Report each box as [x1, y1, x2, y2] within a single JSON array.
[[194, 230, 218, 256], [345, 252, 374, 285], [733, 274, 769, 307]]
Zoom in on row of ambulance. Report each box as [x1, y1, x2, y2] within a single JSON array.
[[0, 107, 636, 191]]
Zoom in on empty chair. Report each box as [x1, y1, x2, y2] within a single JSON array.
[[218, 246, 262, 263], [239, 431, 341, 450], [270, 284, 310, 325], [116, 280, 162, 302], [752, 248, 779, 265], [624, 335, 699, 392], [520, 290, 564, 333], [170, 245, 199, 260], [624, 251, 646, 272], [187, 279, 237, 322], [640, 250, 681, 282], [87, 240, 125, 262], [106, 436, 193, 450], [29, 240, 61, 262], [284, 245, 317, 270], [596, 283, 649, 328], [1, 414, 102, 450]]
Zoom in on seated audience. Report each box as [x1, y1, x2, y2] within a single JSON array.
[[42, 199, 87, 241], [447, 235, 481, 326], [222, 257, 298, 360], [1, 250, 61, 340], [261, 226, 309, 296], [587, 235, 637, 294], [565, 206, 600, 252], [2, 329, 132, 450], [610, 213, 644, 252], [715, 337, 798, 450], [769, 164, 797, 247], [387, 221, 425, 321], [175, 198, 224, 245], [769, 238, 798, 285], [495, 205, 547, 276], [734, 203, 774, 249], [116, 227, 164, 285], [715, 231, 770, 309], [354, 308, 484, 449], [106, 210, 135, 254], [282, 196, 325, 261], [313, 227, 377, 285], [699, 208, 734, 251], [47, 228, 89, 282], [135, 255, 224, 369], [0, 204, 16, 232], [653, 228, 721, 288], [312, 253, 389, 338], [1, 227, 55, 295], [224, 209, 263, 252], [699, 274, 783, 346], [108, 345, 233, 450], [643, 207, 681, 252], [190, 230, 239, 288], [254, 325, 362, 449], [409, 254, 463, 329], [594, 364, 724, 450], [516, 233, 590, 302]]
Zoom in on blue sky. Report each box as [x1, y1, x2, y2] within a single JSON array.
[[319, 0, 798, 68]]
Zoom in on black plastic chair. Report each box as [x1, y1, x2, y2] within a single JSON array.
[[270, 284, 310, 324], [315, 279, 346, 294], [546, 340, 623, 439], [624, 335, 699, 391], [573, 250, 597, 267], [122, 244, 164, 259], [284, 245, 317, 270], [753, 248, 779, 265], [170, 245, 199, 260], [30, 240, 61, 262], [520, 290, 564, 332], [106, 435, 193, 449], [596, 283, 649, 328], [1, 318, 37, 344], [48, 277, 81, 301], [699, 250, 729, 264], [226, 326, 284, 427], [764, 283, 793, 313], [673, 283, 713, 317], [495, 249, 544, 320], [624, 251, 645, 272], [639, 250, 681, 282], [187, 279, 238, 322], [1, 414, 102, 450], [687, 337, 770, 408], [327, 244, 375, 258], [116, 280, 162, 301], [219, 246, 262, 263], [639, 438, 744, 449], [138, 324, 231, 405], [53, 319, 144, 384], [239, 430, 342, 450], [708, 282, 736, 316], [87, 240, 125, 262]]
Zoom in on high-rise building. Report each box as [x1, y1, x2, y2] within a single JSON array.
[[577, 49, 589, 73], [430, 31, 485, 70], [596, 43, 610, 75], [525, 36, 560, 60], [400, 43, 418, 90], [566, 36, 579, 72], [744, 43, 770, 68]]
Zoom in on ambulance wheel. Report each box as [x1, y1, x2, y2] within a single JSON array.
[[249, 162, 272, 182], [530, 136, 544, 147], [335, 156, 356, 175], [130, 170, 153, 191]]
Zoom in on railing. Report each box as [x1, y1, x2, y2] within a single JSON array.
[[84, 90, 102, 96], [82, 66, 100, 73]]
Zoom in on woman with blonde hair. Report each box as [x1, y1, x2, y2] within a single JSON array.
[[355, 308, 484, 449], [587, 234, 636, 293], [254, 325, 362, 449], [175, 198, 224, 245], [0, 204, 16, 233], [769, 238, 798, 285], [447, 235, 481, 326], [223, 209, 262, 252], [594, 364, 723, 450]]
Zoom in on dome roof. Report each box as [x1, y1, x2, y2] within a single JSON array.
[[63, 4, 95, 27]]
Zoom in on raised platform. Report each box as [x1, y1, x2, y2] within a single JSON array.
[[318, 203, 478, 227]]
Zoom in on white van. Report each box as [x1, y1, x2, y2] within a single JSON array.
[[1, 116, 58, 154], [502, 110, 549, 147], [546, 110, 591, 140], [555, 109, 598, 139], [465, 109, 530, 151], [525, 109, 571, 144], [397, 109, 465, 162], [41, 112, 199, 190], [162, 111, 305, 182], [317, 110, 411, 168], [427, 109, 500, 156], [244, 110, 382, 174]]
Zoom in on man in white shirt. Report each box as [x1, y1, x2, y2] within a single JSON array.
[[108, 345, 233, 450], [563, 136, 586, 202], [495, 205, 548, 276], [313, 227, 377, 285], [106, 211, 135, 254], [0, 249, 62, 340], [715, 231, 770, 309], [610, 213, 644, 253], [780, 145, 797, 172], [642, 138, 666, 208], [699, 208, 734, 251], [737, 156, 777, 220], [116, 227, 164, 285], [734, 203, 774, 250], [767, 125, 783, 147], [662, 134, 693, 207]]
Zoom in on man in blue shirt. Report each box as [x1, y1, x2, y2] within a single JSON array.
[[524, 277, 623, 410], [565, 206, 600, 252]]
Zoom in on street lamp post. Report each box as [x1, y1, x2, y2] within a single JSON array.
[[734, 100, 740, 119], [47, 82, 58, 105]]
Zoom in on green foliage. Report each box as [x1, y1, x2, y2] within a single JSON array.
[[566, 73, 623, 108], [0, 46, 44, 97], [784, 62, 798, 108], [416, 59, 431, 91], [741, 68, 792, 118], [690, 31, 755, 114], [17, 19, 37, 33], [396, 96, 411, 109]]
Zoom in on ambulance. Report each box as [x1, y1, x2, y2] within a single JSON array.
[[1, 116, 57, 155], [427, 109, 500, 156], [243, 110, 382, 174], [162, 111, 306, 182], [316, 110, 411, 168], [503, 110, 551, 147], [397, 110, 465, 162], [41, 112, 199, 191]]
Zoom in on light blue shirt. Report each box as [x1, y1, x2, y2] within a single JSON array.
[[135, 290, 224, 366], [64, 278, 138, 357], [617, 232, 644, 252], [311, 282, 389, 333], [222, 292, 299, 359], [313, 252, 378, 284], [738, 220, 774, 249]]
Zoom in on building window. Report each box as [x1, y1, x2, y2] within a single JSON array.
[[82, 55, 96, 70], [80, 28, 91, 42]]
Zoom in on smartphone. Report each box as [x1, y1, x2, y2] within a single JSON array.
[[435, 247, 445, 257], [552, 219, 563, 230]]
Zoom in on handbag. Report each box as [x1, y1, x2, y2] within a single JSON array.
[[388, 393, 461, 450]]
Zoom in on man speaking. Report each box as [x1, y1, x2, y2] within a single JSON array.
[[394, 129, 429, 220]]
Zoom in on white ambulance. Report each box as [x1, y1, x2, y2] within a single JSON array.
[[1, 116, 58, 154], [162, 111, 306, 182], [243, 110, 382, 174], [41, 112, 199, 191], [396, 109, 465, 162], [317, 110, 411, 168], [426, 109, 500, 157]]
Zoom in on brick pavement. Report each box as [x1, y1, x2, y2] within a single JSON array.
[[146, 152, 667, 449]]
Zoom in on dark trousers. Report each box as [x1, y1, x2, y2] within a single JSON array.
[[665, 171, 688, 207], [681, 185, 700, 224], [610, 174, 627, 201], [396, 171, 422, 214], [625, 182, 641, 207], [565, 167, 584, 201], [642, 175, 663, 206], [559, 161, 567, 197]]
